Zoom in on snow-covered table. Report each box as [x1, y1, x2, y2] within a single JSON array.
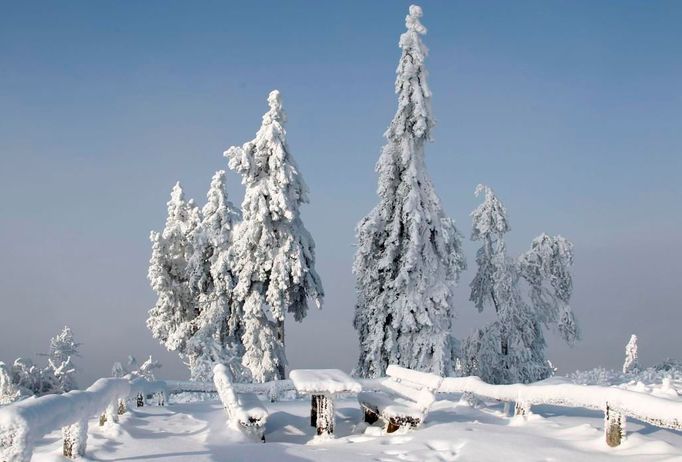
[[289, 369, 362, 437]]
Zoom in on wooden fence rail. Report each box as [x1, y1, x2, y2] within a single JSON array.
[[0, 377, 166, 462], [440, 376, 682, 446]]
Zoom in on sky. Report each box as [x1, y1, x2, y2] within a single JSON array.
[[1, 0, 681, 385]]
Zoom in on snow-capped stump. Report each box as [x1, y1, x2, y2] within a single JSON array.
[[213, 364, 268, 442], [358, 365, 443, 433]]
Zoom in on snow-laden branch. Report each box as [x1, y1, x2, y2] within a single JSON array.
[[440, 376, 682, 431]]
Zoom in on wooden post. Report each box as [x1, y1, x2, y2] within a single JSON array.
[[386, 419, 401, 433], [514, 401, 531, 417], [310, 395, 319, 427], [62, 418, 87, 459], [363, 408, 379, 424], [315, 394, 334, 436], [117, 398, 127, 415], [105, 401, 119, 424], [1, 425, 30, 462], [605, 403, 625, 447]]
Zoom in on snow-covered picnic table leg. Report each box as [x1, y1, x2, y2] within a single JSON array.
[[315, 394, 335, 437], [310, 395, 319, 427]]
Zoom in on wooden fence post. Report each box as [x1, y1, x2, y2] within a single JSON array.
[[514, 401, 532, 417], [62, 418, 88, 459], [1, 424, 30, 462], [503, 401, 512, 416], [117, 398, 127, 415], [604, 402, 625, 447]]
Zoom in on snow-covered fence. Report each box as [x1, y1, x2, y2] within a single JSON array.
[[440, 376, 682, 446], [165, 379, 295, 402], [0, 377, 166, 462]]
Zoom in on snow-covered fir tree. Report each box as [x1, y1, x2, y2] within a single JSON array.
[[147, 183, 201, 373], [185, 171, 245, 382], [623, 334, 640, 374], [0, 362, 21, 405], [44, 326, 80, 392], [111, 361, 127, 378], [353, 5, 466, 378], [136, 356, 162, 381], [225, 90, 324, 382], [463, 185, 579, 384], [469, 184, 510, 314], [10, 358, 43, 395], [519, 233, 580, 345]]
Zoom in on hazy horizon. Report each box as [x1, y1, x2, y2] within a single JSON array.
[[1, 0, 681, 385]]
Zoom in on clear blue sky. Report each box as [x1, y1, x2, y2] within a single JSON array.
[[1, 1, 680, 383]]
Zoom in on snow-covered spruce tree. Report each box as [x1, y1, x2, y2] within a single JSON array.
[[623, 334, 639, 374], [147, 183, 201, 372], [225, 90, 324, 382], [465, 185, 578, 384], [11, 358, 42, 395], [44, 326, 80, 392], [136, 356, 162, 381], [519, 233, 580, 345], [353, 5, 466, 378], [0, 361, 21, 405], [111, 361, 127, 378], [185, 171, 245, 382]]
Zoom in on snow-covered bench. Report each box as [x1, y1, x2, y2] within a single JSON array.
[[358, 365, 443, 433], [213, 364, 268, 442]]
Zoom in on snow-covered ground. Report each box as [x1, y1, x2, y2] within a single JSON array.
[[30, 395, 682, 461]]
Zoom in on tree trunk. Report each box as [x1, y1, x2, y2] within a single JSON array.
[[276, 318, 286, 380]]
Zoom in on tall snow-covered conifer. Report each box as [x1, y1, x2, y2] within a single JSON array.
[[225, 90, 324, 382], [147, 183, 200, 371], [353, 5, 466, 378], [186, 171, 245, 381]]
